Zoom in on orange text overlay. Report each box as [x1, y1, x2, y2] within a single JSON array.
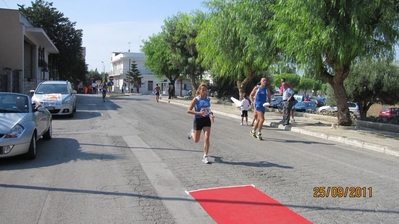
[[313, 187, 372, 198]]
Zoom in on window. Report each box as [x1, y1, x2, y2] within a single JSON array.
[[148, 81, 153, 91]]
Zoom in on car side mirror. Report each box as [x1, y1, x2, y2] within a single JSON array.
[[37, 107, 47, 113], [72, 90, 77, 94]]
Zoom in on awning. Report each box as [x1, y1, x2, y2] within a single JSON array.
[[25, 27, 59, 54]]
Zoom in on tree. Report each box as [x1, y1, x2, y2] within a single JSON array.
[[18, 0, 85, 84], [272, 0, 399, 126], [162, 11, 207, 95], [345, 59, 399, 119], [197, 0, 278, 98], [141, 32, 181, 93], [126, 61, 142, 87]]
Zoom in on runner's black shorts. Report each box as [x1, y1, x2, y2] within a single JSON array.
[[241, 110, 248, 117], [193, 116, 211, 130]]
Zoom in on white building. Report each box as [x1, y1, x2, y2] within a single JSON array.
[[110, 51, 213, 96], [109, 52, 171, 94]]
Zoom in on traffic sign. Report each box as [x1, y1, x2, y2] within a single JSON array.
[[109, 76, 114, 81]]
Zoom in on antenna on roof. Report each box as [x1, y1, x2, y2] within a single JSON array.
[[128, 42, 131, 52]]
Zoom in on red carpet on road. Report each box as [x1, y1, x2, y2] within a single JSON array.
[[187, 185, 311, 224]]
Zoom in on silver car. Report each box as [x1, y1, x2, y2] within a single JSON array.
[[31, 80, 77, 117], [0, 92, 52, 159]]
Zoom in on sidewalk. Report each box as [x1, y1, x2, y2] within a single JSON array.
[[161, 97, 399, 157]]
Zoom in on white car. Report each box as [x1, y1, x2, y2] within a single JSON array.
[[0, 92, 52, 159], [31, 81, 77, 117], [317, 102, 360, 116]]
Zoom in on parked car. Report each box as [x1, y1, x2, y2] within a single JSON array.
[[31, 80, 77, 117], [346, 102, 360, 116], [0, 92, 52, 159], [292, 101, 317, 113], [310, 98, 325, 107], [379, 107, 399, 117], [269, 96, 283, 108], [317, 102, 359, 116]]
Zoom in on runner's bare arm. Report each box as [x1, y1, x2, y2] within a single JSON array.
[[250, 86, 257, 105], [187, 98, 198, 115]]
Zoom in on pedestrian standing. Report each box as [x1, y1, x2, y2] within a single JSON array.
[[92, 82, 97, 94], [168, 83, 174, 101], [281, 80, 295, 125], [249, 77, 271, 140], [238, 93, 250, 125], [187, 82, 215, 164], [279, 78, 296, 122]]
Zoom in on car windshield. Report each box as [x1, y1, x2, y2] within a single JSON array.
[[0, 94, 29, 113], [36, 84, 69, 94]]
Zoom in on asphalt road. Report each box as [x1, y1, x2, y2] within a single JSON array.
[[1, 94, 398, 224]]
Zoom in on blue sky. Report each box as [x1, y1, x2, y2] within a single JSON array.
[[1, 0, 206, 72], [2, 0, 398, 73]]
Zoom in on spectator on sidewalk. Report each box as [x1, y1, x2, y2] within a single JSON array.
[[238, 93, 250, 125], [167, 83, 174, 101], [279, 78, 296, 122], [281, 80, 295, 125]]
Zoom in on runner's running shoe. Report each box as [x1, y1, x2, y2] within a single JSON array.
[[202, 155, 209, 164], [250, 130, 257, 138], [187, 129, 194, 139], [258, 133, 263, 140]]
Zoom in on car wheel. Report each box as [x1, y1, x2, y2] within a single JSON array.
[[73, 104, 76, 112], [25, 133, 37, 160], [320, 109, 327, 115], [68, 112, 74, 118], [43, 120, 52, 140]]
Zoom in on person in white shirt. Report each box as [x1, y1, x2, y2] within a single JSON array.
[[281, 81, 295, 125], [91, 82, 97, 94], [238, 93, 250, 125]]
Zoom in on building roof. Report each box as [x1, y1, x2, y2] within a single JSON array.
[[25, 27, 59, 54]]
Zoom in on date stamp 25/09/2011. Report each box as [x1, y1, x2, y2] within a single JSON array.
[[313, 187, 372, 198]]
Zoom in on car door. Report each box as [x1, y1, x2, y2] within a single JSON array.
[[33, 104, 47, 136]]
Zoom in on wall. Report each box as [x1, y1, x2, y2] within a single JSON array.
[[0, 9, 24, 72]]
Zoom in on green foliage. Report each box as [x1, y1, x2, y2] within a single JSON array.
[[325, 85, 336, 106], [197, 0, 278, 97], [18, 0, 85, 84], [271, 0, 399, 125], [86, 69, 102, 83], [345, 59, 399, 118], [161, 11, 207, 92], [141, 32, 181, 83], [126, 61, 142, 85], [272, 73, 300, 92]]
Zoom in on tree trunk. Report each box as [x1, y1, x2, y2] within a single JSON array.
[[236, 68, 255, 99], [189, 74, 198, 96], [321, 62, 352, 126], [330, 83, 352, 125]]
